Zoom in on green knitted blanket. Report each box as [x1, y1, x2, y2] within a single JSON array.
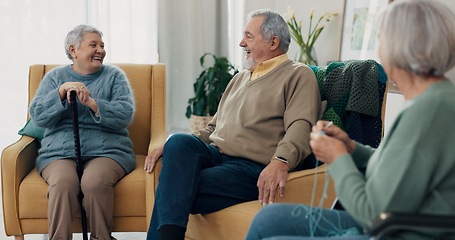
[[309, 59, 387, 147]]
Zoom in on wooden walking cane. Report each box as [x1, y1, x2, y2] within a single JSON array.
[[70, 91, 89, 240]]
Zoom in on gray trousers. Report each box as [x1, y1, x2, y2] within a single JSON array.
[[42, 157, 126, 240]]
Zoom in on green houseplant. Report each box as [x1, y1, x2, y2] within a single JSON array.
[[186, 53, 238, 119]]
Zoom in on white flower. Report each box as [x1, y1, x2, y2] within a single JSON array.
[[309, 8, 315, 18], [285, 7, 338, 65], [284, 6, 295, 21]]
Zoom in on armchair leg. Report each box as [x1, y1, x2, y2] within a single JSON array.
[[14, 235, 24, 240]]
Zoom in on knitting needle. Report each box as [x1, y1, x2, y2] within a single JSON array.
[[319, 121, 333, 135], [324, 121, 333, 129]]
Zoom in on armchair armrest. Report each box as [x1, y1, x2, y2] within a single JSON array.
[[370, 212, 455, 240], [1, 136, 39, 236], [275, 165, 336, 208]]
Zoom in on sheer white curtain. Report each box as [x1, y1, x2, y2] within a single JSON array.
[[86, 0, 158, 63], [227, 0, 246, 69], [0, 0, 158, 157], [158, 0, 229, 134]]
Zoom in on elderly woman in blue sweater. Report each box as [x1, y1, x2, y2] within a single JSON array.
[[29, 24, 135, 240]]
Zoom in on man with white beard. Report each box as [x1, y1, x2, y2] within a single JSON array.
[[145, 9, 320, 240]]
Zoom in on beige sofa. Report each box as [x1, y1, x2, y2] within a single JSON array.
[[148, 157, 335, 240]]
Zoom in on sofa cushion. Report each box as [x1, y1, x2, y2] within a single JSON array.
[[19, 155, 147, 219], [186, 200, 262, 240]]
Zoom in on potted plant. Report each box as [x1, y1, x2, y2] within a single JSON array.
[[186, 52, 239, 131], [285, 7, 338, 65]]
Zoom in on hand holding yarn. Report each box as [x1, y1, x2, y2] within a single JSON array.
[[310, 121, 350, 164]]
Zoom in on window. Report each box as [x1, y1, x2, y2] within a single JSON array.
[[0, 0, 158, 152]]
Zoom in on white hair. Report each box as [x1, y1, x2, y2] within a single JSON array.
[[378, 0, 455, 77], [64, 24, 103, 60]]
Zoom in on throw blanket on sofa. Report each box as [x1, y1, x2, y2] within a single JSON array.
[[309, 59, 388, 148]]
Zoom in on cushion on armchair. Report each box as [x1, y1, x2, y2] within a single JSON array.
[[18, 119, 45, 141]]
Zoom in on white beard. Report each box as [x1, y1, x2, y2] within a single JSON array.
[[243, 55, 255, 70]]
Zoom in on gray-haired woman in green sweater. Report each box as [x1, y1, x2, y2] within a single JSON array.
[[246, 0, 455, 239]]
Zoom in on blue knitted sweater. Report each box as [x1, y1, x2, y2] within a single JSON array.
[[30, 64, 136, 174]]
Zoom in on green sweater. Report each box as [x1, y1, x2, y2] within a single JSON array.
[[194, 60, 320, 168], [330, 80, 455, 239]]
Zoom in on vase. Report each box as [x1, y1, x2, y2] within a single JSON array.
[[298, 46, 318, 66], [189, 114, 213, 132]]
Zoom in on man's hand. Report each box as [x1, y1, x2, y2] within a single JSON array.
[[257, 159, 289, 205], [144, 144, 164, 173]]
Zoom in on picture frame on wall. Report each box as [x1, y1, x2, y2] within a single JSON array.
[[339, 0, 399, 92], [339, 0, 389, 61]]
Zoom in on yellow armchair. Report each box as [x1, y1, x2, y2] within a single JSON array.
[[1, 63, 166, 239]]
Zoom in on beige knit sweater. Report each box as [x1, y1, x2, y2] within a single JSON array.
[[194, 59, 320, 169]]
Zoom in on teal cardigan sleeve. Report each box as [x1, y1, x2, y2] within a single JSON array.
[[350, 142, 375, 168], [329, 82, 455, 228]]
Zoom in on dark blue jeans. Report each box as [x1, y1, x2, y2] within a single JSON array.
[[147, 133, 266, 240]]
